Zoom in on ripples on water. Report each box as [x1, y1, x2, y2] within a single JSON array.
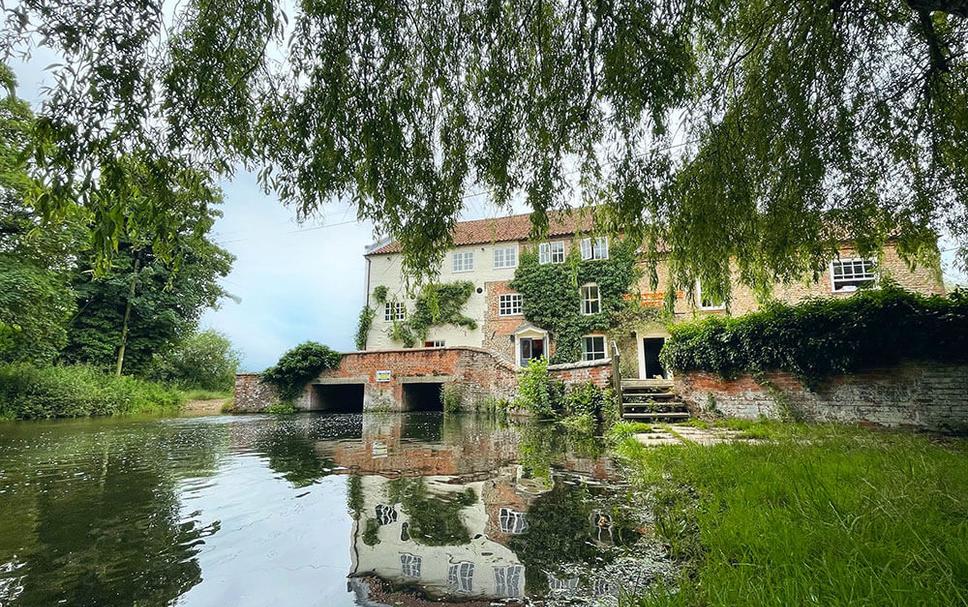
[[0, 413, 674, 606]]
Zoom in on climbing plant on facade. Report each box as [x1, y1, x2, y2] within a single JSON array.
[[510, 240, 640, 363], [379, 281, 476, 348]]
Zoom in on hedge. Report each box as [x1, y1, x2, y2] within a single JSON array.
[[660, 285, 968, 380]]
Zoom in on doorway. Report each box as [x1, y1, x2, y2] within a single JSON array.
[[642, 338, 668, 380], [519, 337, 546, 367]]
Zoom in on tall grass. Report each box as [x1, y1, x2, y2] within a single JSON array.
[[0, 363, 184, 420], [618, 423, 968, 606]]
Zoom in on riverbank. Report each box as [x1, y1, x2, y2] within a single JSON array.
[[611, 420, 968, 606], [0, 363, 184, 420]]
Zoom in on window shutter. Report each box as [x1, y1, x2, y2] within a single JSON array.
[[580, 238, 592, 260]]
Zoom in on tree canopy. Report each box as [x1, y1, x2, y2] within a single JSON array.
[[3, 0, 966, 297]]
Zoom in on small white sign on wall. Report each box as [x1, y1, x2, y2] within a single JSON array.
[[375, 370, 392, 383]]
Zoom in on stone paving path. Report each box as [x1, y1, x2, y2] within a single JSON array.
[[634, 424, 753, 447]]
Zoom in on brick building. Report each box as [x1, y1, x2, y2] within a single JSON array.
[[362, 209, 945, 380]]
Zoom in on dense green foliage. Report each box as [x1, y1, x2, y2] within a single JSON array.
[[6, 3, 967, 287], [62, 209, 233, 375], [511, 241, 638, 363], [354, 305, 374, 350], [0, 66, 83, 364], [149, 330, 241, 391], [261, 342, 342, 402], [383, 281, 476, 347], [387, 478, 475, 546], [440, 383, 464, 414], [0, 363, 184, 420], [616, 422, 968, 606], [662, 285, 968, 380], [514, 358, 615, 422]]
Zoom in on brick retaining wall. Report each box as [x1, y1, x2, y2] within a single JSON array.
[[675, 363, 968, 432], [548, 359, 613, 388]]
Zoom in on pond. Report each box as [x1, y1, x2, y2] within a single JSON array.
[[0, 413, 673, 606]]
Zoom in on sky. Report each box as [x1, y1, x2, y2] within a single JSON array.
[[9, 55, 967, 372]]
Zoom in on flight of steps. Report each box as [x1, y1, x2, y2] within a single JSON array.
[[620, 378, 690, 422]]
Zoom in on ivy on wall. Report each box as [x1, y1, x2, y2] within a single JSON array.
[[510, 240, 640, 363], [374, 281, 477, 348]]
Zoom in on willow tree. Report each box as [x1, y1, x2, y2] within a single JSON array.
[[2, 0, 966, 299]]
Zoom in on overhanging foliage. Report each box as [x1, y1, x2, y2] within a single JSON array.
[[510, 240, 639, 363], [661, 285, 968, 380], [261, 341, 342, 402], [3, 2, 965, 290]]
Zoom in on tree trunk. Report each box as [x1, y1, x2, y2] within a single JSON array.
[[115, 255, 141, 377]]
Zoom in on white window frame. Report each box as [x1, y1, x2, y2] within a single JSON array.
[[384, 301, 406, 321], [375, 504, 397, 525], [423, 340, 445, 348], [400, 553, 421, 579], [498, 507, 528, 534], [493, 245, 518, 269], [448, 562, 475, 593], [580, 283, 601, 315], [539, 241, 566, 264], [452, 251, 475, 273], [494, 565, 524, 598], [498, 293, 523, 317], [580, 236, 609, 260], [830, 258, 877, 293], [581, 335, 607, 361], [696, 281, 726, 311]]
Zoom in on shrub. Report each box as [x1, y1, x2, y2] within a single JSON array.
[[261, 342, 342, 402], [264, 401, 297, 414], [563, 382, 614, 419], [149, 329, 240, 391], [354, 305, 375, 350], [661, 284, 968, 380], [441, 383, 464, 413], [0, 363, 184, 419], [514, 357, 564, 418]]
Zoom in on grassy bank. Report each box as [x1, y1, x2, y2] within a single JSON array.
[[614, 421, 968, 606], [0, 363, 184, 420]]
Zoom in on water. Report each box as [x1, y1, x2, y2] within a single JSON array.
[[0, 413, 672, 606]]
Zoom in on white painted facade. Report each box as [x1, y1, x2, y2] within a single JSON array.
[[350, 474, 526, 599], [365, 240, 544, 350]]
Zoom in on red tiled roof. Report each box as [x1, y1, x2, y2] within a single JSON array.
[[366, 209, 597, 255]]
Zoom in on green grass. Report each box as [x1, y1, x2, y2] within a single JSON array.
[[264, 402, 297, 414], [616, 422, 968, 607], [0, 363, 184, 419], [179, 388, 232, 401], [606, 420, 653, 443]]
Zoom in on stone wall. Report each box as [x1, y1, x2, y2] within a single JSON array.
[[233, 373, 313, 412], [548, 359, 613, 388], [675, 363, 968, 432]]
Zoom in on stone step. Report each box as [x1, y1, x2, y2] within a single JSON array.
[[622, 401, 688, 412], [623, 391, 678, 401], [621, 411, 691, 421], [621, 379, 674, 390]]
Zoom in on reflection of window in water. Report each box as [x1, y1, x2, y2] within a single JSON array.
[[547, 573, 579, 593], [400, 521, 410, 542], [371, 441, 388, 458], [375, 504, 397, 525], [498, 507, 528, 534], [447, 562, 474, 593], [493, 565, 524, 598], [400, 553, 421, 579], [592, 512, 613, 542], [592, 577, 616, 597]]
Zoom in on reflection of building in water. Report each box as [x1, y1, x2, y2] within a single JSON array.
[[348, 474, 527, 599]]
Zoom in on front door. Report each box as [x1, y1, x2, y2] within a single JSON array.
[[519, 337, 546, 366], [643, 338, 668, 379]]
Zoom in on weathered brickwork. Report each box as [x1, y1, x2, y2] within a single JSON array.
[[636, 244, 945, 320], [675, 363, 968, 432], [481, 280, 523, 363], [548, 359, 613, 388], [233, 373, 311, 412]]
